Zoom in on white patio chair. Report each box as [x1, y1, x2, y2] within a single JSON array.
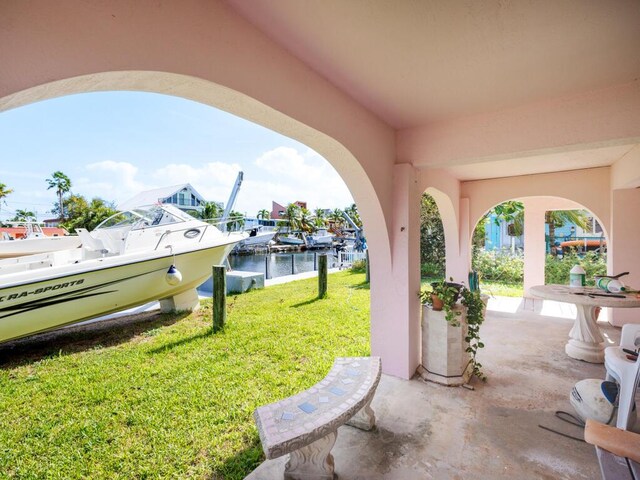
[[604, 324, 640, 430]]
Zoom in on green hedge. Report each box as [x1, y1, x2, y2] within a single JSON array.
[[471, 248, 524, 284], [464, 248, 607, 286], [545, 250, 606, 285]]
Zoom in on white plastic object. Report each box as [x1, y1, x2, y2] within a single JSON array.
[[597, 277, 626, 293], [569, 265, 586, 287]]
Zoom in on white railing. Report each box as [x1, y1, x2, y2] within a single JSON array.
[[338, 250, 367, 268]]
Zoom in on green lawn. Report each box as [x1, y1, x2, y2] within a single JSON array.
[[0, 271, 370, 479]]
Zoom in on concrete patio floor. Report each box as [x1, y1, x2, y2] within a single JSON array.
[[247, 298, 628, 480]]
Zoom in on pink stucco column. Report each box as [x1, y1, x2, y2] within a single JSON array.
[[370, 164, 421, 379], [609, 188, 640, 326], [522, 199, 546, 296]]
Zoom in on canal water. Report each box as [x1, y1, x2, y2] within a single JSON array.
[[229, 249, 339, 279]]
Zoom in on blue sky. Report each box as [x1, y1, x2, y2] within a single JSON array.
[[0, 92, 354, 221]]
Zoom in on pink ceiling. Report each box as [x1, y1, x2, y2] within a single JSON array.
[[227, 0, 640, 130]]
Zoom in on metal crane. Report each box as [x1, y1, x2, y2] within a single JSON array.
[[342, 210, 367, 252], [220, 171, 243, 232]]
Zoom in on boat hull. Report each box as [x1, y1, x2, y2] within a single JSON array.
[[278, 236, 304, 246], [240, 231, 277, 247], [0, 236, 82, 259], [0, 241, 236, 343]]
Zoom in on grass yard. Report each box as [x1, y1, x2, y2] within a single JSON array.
[[0, 271, 370, 479]]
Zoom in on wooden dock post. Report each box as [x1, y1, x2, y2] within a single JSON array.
[[212, 265, 226, 332], [365, 250, 370, 283], [318, 254, 328, 298]]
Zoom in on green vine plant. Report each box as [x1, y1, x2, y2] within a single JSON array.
[[460, 287, 486, 381], [420, 278, 487, 381]]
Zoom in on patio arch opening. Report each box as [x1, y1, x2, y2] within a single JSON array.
[[0, 71, 410, 372], [469, 195, 610, 295]]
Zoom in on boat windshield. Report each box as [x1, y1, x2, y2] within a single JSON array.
[[95, 205, 193, 230]]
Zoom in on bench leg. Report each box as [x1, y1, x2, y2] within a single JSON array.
[[346, 397, 376, 431], [284, 431, 337, 480]]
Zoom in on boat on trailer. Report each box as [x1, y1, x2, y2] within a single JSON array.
[[0, 204, 246, 343]]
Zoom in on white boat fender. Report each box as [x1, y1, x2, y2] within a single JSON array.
[[165, 264, 183, 285], [570, 379, 634, 425]]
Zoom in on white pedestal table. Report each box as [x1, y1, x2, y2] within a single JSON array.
[[529, 284, 640, 363]]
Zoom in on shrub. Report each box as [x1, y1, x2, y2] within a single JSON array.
[[545, 249, 606, 285], [472, 248, 524, 284], [350, 259, 367, 273]]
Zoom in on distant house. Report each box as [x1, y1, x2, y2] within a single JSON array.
[[0, 226, 69, 239], [118, 184, 209, 213], [484, 213, 604, 252], [270, 200, 307, 219]]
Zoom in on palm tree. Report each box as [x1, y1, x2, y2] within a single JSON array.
[[0, 183, 14, 216], [257, 209, 270, 220], [199, 201, 224, 222], [313, 208, 327, 228], [546, 210, 589, 255], [344, 203, 362, 228], [299, 207, 314, 233], [46, 171, 72, 220], [11, 209, 36, 222], [328, 208, 345, 229], [227, 210, 245, 231], [284, 203, 302, 231]]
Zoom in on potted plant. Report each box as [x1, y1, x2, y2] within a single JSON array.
[[420, 278, 487, 381], [420, 279, 464, 325]]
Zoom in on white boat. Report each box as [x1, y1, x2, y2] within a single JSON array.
[[0, 204, 246, 343], [277, 233, 305, 246], [0, 222, 81, 259], [239, 226, 277, 247], [307, 228, 333, 247]]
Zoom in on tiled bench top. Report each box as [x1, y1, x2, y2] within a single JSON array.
[[254, 356, 382, 459]]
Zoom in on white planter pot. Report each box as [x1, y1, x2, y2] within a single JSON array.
[[419, 303, 472, 386]]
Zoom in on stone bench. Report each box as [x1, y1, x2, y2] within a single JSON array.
[[253, 356, 382, 480]]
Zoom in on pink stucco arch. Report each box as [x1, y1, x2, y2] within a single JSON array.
[[424, 187, 469, 282], [0, 67, 418, 374]]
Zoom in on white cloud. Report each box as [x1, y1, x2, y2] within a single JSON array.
[[4, 148, 354, 221], [76, 161, 149, 204], [151, 162, 243, 205], [247, 146, 353, 216]]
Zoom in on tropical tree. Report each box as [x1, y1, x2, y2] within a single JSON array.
[[0, 183, 14, 216], [198, 201, 224, 222], [299, 207, 314, 233], [344, 203, 362, 228], [46, 171, 72, 219], [60, 194, 117, 232], [313, 208, 327, 228], [227, 210, 245, 231], [284, 203, 303, 231], [492, 200, 524, 236], [546, 210, 589, 255], [11, 209, 36, 222], [328, 208, 345, 231], [257, 209, 270, 220], [420, 194, 445, 277]]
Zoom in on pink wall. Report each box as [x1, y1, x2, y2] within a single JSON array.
[[460, 168, 611, 235], [610, 188, 640, 326], [398, 81, 640, 167]]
